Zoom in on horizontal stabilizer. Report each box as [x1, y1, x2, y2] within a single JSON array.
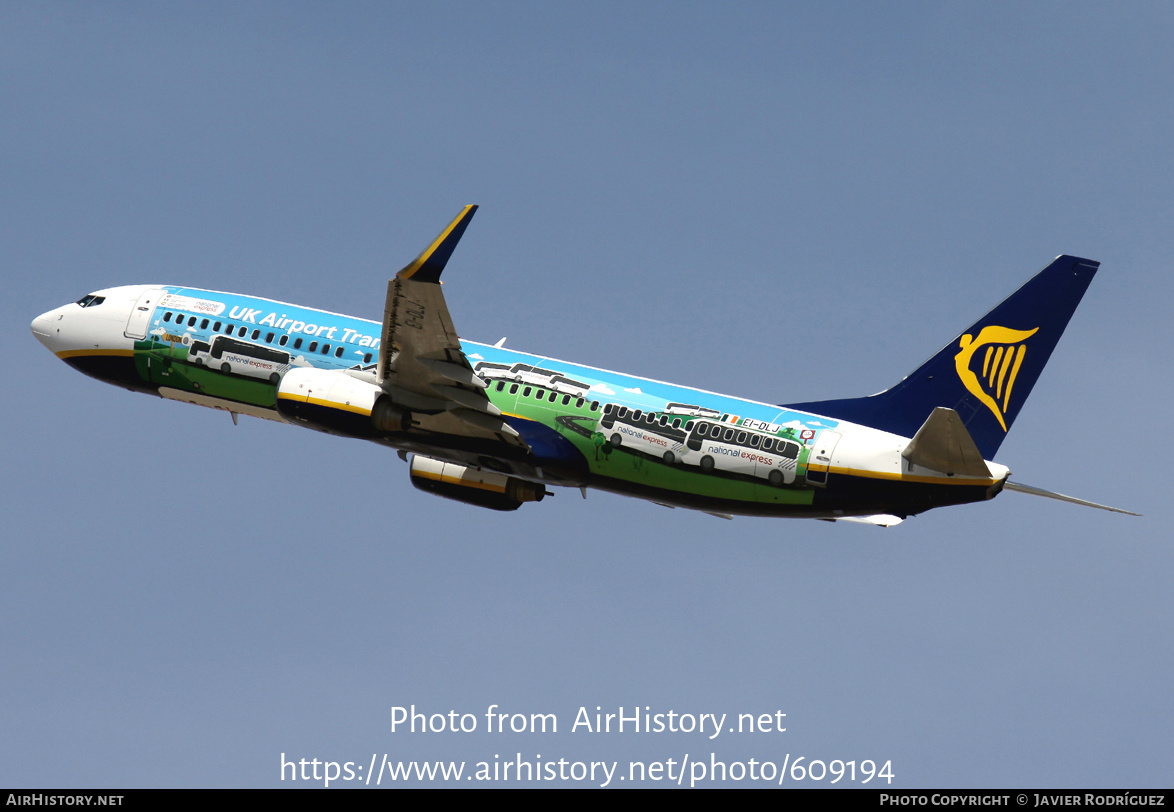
[[1003, 481, 1139, 516], [902, 407, 992, 478]]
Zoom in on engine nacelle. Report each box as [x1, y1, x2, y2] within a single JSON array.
[[409, 455, 546, 512], [276, 367, 409, 436]]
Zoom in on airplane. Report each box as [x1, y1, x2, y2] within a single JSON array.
[[31, 205, 1136, 526]]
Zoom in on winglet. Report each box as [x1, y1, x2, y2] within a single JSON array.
[[396, 205, 478, 283]]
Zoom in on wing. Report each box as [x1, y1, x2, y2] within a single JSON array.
[[377, 205, 527, 449]]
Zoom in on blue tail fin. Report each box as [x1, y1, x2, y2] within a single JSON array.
[[783, 255, 1099, 459]]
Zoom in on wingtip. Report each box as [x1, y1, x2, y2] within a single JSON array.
[[396, 205, 480, 283]]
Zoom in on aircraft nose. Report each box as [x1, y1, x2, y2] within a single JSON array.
[[31, 309, 58, 349]]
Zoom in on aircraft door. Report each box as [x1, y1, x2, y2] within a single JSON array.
[[124, 288, 165, 340], [806, 430, 841, 487]]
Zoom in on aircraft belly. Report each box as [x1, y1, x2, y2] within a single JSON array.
[[812, 472, 995, 516], [62, 352, 156, 395]]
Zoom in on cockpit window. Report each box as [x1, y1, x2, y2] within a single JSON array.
[[75, 295, 106, 308]]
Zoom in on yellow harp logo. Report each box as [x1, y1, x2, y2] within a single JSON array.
[[954, 325, 1039, 432]]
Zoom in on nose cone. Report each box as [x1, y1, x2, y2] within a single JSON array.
[[31, 308, 64, 353]]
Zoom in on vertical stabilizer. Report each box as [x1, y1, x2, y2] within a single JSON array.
[[784, 255, 1098, 459]]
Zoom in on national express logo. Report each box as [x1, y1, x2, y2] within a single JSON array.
[[954, 325, 1039, 432]]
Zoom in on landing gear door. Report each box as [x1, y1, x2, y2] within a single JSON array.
[[806, 430, 841, 487], [125, 288, 166, 340]]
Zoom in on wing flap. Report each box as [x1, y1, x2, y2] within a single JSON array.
[[376, 206, 528, 451]]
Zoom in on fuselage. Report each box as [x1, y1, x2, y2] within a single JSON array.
[[32, 284, 1009, 520]]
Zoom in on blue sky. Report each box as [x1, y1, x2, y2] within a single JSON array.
[[2, 2, 1170, 787]]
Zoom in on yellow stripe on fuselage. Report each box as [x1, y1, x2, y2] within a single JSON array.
[[828, 465, 996, 487], [57, 349, 135, 359]]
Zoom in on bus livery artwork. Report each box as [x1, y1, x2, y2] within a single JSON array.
[[598, 405, 810, 487], [189, 335, 292, 383]]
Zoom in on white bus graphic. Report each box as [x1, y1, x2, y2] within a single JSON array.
[[601, 403, 803, 485], [682, 420, 802, 486], [189, 335, 291, 384], [663, 402, 721, 419], [598, 406, 691, 463], [599, 408, 802, 485], [474, 362, 591, 397]]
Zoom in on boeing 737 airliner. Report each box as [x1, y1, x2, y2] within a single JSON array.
[[31, 206, 1135, 524]]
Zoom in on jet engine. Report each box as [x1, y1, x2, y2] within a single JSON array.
[[275, 367, 410, 437], [408, 454, 546, 511]]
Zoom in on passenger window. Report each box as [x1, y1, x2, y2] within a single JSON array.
[[523, 387, 531, 397], [591, 401, 599, 411], [200, 319, 209, 330], [737, 431, 747, 444], [763, 438, 774, 452], [189, 317, 197, 327], [576, 397, 584, 408], [684, 420, 693, 430], [549, 391, 557, 403], [251, 329, 259, 340], [266, 332, 275, 343], [308, 341, 318, 353], [335, 346, 344, 358], [294, 338, 303, 350], [723, 429, 735, 442], [163, 312, 172, 322], [322, 344, 330, 355], [510, 384, 519, 394], [279, 334, 289, 346], [213, 321, 222, 331], [632, 409, 642, 420], [496, 381, 505, 392], [363, 353, 372, 364], [749, 435, 761, 449], [238, 327, 247, 337]]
